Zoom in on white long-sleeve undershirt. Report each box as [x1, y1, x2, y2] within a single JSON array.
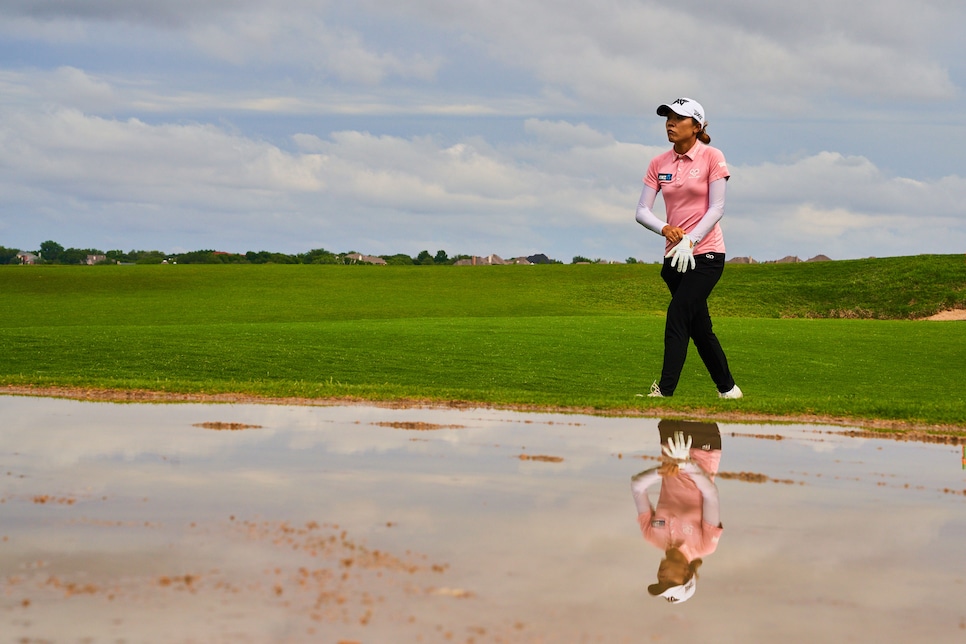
[[635, 178, 727, 244]]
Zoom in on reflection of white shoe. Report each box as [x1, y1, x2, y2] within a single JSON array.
[[719, 384, 743, 399]]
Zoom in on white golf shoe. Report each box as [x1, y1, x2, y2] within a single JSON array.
[[635, 382, 664, 398], [719, 384, 743, 399]]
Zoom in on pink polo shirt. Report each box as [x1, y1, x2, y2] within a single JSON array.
[[643, 141, 730, 255], [637, 448, 723, 561]]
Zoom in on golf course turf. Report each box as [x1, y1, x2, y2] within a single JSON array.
[[1, 255, 964, 435]]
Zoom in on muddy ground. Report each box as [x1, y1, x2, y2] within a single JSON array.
[[2, 384, 963, 443]]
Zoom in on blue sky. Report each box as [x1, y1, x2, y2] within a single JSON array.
[[1, 0, 964, 262]]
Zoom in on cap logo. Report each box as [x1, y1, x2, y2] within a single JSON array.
[[670, 98, 702, 122]]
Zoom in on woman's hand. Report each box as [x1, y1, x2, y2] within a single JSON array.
[[661, 225, 686, 244]]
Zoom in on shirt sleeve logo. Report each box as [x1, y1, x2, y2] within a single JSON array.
[[658, 173, 673, 182]]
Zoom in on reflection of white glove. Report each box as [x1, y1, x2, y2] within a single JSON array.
[[666, 235, 695, 273], [662, 431, 692, 461]]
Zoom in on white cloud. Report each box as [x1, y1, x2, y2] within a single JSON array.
[[724, 152, 966, 259], [4, 1, 958, 114], [187, 9, 441, 84], [1, 99, 964, 260], [0, 1, 963, 258], [2, 107, 323, 198], [361, 0, 960, 112]]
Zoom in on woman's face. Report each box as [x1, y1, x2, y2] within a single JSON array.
[[665, 112, 700, 148]]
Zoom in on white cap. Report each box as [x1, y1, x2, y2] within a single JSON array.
[[657, 576, 697, 603], [657, 98, 706, 127]]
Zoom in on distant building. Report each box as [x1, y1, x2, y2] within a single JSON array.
[[85, 254, 108, 265], [453, 255, 508, 266], [344, 253, 387, 265], [729, 254, 831, 264], [15, 252, 38, 265]]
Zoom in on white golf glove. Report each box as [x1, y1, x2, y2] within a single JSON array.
[[666, 235, 695, 273], [662, 431, 692, 461]]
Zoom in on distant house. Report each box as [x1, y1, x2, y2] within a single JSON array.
[[527, 253, 552, 264], [344, 253, 387, 265], [729, 255, 831, 264], [85, 254, 108, 265], [454, 254, 508, 266], [15, 252, 38, 265]]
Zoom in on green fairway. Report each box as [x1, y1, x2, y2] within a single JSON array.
[[1, 256, 965, 430]]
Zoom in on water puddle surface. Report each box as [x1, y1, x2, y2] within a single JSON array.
[[1, 395, 964, 642]]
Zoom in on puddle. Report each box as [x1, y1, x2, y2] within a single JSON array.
[[1, 395, 964, 642]]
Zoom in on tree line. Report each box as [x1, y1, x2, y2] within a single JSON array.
[[2, 241, 643, 266]]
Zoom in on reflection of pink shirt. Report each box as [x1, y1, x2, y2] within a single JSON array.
[[637, 449, 723, 561], [643, 142, 730, 255]]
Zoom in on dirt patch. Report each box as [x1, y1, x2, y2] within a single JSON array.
[[31, 495, 78, 505], [922, 309, 966, 321], [372, 421, 465, 431], [193, 422, 262, 431], [517, 454, 564, 463], [718, 471, 800, 485]]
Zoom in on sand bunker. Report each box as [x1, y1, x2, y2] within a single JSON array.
[[923, 309, 966, 320]]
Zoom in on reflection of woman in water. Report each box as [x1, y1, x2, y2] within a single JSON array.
[[630, 419, 722, 603]]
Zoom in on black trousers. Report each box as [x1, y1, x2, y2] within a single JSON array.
[[658, 252, 735, 396]]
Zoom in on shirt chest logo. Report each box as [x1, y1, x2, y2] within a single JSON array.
[[658, 173, 673, 182], [689, 168, 701, 178]]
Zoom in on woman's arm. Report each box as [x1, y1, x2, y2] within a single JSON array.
[[688, 178, 727, 244], [635, 185, 667, 236]]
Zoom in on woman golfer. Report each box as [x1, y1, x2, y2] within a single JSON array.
[[635, 97, 742, 399]]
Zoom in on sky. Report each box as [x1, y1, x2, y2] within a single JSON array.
[[1, 0, 964, 263]]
